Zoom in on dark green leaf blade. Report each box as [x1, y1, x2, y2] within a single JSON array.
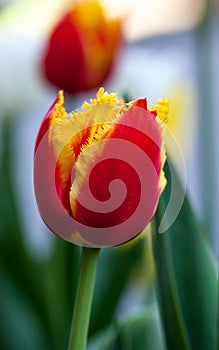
[[153, 161, 217, 350]]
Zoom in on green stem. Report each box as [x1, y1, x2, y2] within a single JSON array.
[[68, 247, 100, 350]]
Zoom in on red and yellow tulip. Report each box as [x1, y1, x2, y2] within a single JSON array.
[[42, 0, 121, 94], [34, 88, 168, 247]]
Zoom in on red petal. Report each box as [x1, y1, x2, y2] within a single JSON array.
[[71, 106, 163, 246], [132, 98, 148, 110], [43, 14, 86, 94]]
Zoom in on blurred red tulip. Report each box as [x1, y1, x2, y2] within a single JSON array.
[[34, 88, 168, 247], [42, 1, 122, 94]]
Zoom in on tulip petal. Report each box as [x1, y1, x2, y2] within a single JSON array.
[[34, 90, 66, 154], [50, 95, 126, 213], [70, 105, 164, 245]]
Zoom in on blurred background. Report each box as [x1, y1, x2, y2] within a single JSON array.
[[0, 0, 218, 349]]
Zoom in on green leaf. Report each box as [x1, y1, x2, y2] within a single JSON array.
[[88, 325, 117, 350], [0, 269, 48, 350], [89, 238, 145, 337], [152, 161, 217, 350], [0, 117, 54, 347], [41, 238, 81, 350], [88, 304, 166, 350]]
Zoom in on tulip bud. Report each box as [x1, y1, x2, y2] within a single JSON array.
[[34, 88, 168, 247], [42, 1, 121, 94]]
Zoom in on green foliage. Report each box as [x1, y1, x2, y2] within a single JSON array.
[[152, 161, 218, 350], [89, 239, 144, 337], [88, 305, 166, 350]]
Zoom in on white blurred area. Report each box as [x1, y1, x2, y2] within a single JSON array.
[[0, 0, 218, 255], [103, 0, 206, 40], [0, 0, 207, 40]]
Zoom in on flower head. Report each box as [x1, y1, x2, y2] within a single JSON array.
[[42, 1, 121, 94], [34, 88, 168, 247]]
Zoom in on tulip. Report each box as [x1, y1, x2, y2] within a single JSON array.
[[42, 0, 121, 94], [34, 87, 168, 247]]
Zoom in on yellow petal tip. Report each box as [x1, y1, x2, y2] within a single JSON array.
[[149, 98, 169, 125]]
